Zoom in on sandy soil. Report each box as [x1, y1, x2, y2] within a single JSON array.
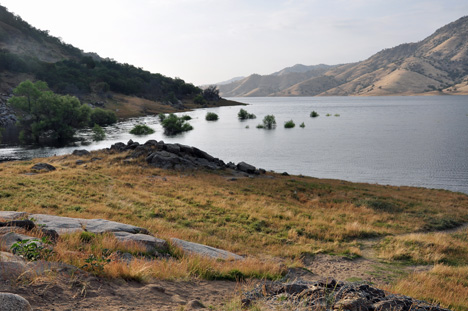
[[1, 274, 239, 311]]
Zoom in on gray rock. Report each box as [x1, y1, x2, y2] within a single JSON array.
[[171, 238, 243, 260], [113, 231, 168, 254], [31, 163, 56, 172], [0, 251, 26, 263], [0, 232, 41, 251], [0, 211, 28, 221], [29, 214, 149, 235], [164, 143, 181, 154], [0, 293, 32, 311], [237, 161, 256, 174], [72, 149, 91, 156]]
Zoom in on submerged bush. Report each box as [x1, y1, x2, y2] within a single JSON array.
[[262, 115, 276, 129], [161, 113, 193, 135], [284, 120, 295, 128], [299, 122, 305, 128], [205, 112, 219, 121], [310, 111, 319, 118], [130, 124, 155, 135], [238, 108, 256, 120], [92, 124, 106, 141]]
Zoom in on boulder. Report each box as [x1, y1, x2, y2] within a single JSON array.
[[185, 300, 206, 309], [113, 232, 168, 254], [0, 232, 41, 251], [72, 149, 91, 156], [0, 219, 35, 230], [171, 238, 243, 260], [31, 163, 56, 172], [164, 143, 181, 154], [0, 293, 32, 311], [237, 162, 256, 174]]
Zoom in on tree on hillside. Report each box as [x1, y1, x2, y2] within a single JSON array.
[[9, 80, 91, 145], [203, 85, 220, 101]]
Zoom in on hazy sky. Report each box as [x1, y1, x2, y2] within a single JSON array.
[[2, 0, 467, 85]]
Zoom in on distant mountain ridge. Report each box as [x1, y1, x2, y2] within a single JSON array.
[[218, 16, 468, 97]]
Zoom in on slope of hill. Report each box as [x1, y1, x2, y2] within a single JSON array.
[[218, 64, 335, 97], [0, 5, 232, 122], [218, 16, 468, 97]]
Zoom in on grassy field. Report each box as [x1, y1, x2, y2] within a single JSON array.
[[1, 150, 468, 309]]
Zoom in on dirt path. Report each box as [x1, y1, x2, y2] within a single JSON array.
[[292, 223, 468, 286]]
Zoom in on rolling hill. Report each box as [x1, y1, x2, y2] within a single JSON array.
[[218, 16, 468, 97], [0, 4, 231, 123]]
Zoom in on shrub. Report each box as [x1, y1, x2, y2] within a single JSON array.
[[90, 108, 117, 126], [256, 124, 264, 129], [130, 124, 155, 135], [262, 115, 276, 129], [161, 113, 193, 135], [299, 122, 305, 128], [158, 113, 166, 122], [194, 94, 207, 105], [238, 108, 256, 120], [181, 115, 192, 121], [92, 124, 105, 141], [10, 237, 53, 261], [310, 111, 319, 118], [205, 112, 219, 121], [284, 120, 295, 128]]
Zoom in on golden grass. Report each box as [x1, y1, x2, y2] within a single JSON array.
[[385, 265, 468, 311], [1, 151, 468, 285], [377, 228, 468, 265]]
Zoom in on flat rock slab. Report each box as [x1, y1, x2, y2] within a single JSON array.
[[0, 211, 28, 221], [113, 232, 168, 254], [29, 214, 149, 235], [171, 238, 243, 260]]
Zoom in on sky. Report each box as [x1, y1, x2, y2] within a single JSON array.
[[1, 0, 467, 85]]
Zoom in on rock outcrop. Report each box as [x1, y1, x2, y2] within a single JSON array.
[[106, 139, 264, 174], [0, 211, 243, 261], [242, 280, 451, 311]]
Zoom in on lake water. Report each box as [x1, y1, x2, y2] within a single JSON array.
[[1, 96, 468, 194]]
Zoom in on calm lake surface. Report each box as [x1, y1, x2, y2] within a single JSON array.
[[1, 96, 468, 194]]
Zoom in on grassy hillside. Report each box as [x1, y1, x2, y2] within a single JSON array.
[[1, 149, 468, 309]]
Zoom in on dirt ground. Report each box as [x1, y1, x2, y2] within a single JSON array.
[[1, 274, 239, 311]]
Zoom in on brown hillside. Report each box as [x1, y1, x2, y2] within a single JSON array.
[[219, 16, 468, 97]]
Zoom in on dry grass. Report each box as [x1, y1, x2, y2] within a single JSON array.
[[377, 228, 468, 265], [385, 265, 468, 311], [1, 150, 468, 288]]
